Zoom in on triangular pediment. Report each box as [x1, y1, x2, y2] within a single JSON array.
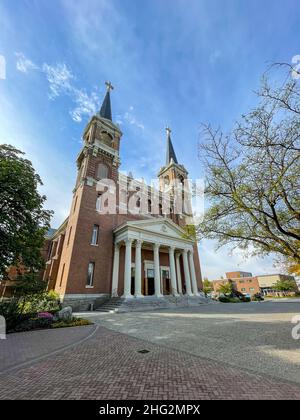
[[125, 218, 187, 240]]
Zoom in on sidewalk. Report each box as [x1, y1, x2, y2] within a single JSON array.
[[0, 325, 96, 373]]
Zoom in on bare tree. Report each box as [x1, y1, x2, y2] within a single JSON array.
[[198, 64, 300, 264]]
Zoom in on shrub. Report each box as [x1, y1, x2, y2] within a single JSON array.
[[0, 298, 23, 331], [229, 297, 241, 303], [22, 291, 61, 314], [52, 318, 92, 329], [219, 295, 250, 303], [239, 296, 251, 302], [219, 295, 230, 303], [13, 316, 53, 333], [252, 293, 264, 301], [0, 290, 60, 332]]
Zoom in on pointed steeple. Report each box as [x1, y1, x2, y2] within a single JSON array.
[[165, 127, 178, 165], [99, 81, 114, 121]]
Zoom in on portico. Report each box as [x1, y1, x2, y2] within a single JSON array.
[[112, 219, 201, 298]]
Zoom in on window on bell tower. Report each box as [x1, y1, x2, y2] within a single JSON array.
[[96, 163, 108, 180]]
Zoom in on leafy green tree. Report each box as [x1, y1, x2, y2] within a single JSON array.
[[273, 279, 296, 292], [0, 273, 60, 331], [198, 64, 300, 264], [218, 282, 234, 295], [203, 278, 213, 295], [0, 144, 52, 279]]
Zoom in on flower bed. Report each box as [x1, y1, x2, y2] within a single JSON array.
[[10, 316, 92, 333]]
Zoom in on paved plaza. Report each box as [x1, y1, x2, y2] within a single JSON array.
[[81, 300, 300, 384], [0, 301, 300, 399]]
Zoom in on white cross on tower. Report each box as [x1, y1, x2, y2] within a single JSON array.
[[105, 81, 114, 92], [166, 126, 172, 136]]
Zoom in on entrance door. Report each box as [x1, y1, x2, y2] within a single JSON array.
[[131, 267, 135, 295], [146, 269, 155, 295], [162, 269, 170, 294]]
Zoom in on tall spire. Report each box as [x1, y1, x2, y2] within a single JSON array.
[[165, 127, 178, 165], [99, 81, 114, 121]]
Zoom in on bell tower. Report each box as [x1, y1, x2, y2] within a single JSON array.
[[54, 82, 123, 309], [75, 81, 122, 189], [158, 127, 188, 189], [158, 128, 191, 225]]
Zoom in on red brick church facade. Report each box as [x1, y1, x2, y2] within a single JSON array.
[[43, 83, 203, 310]]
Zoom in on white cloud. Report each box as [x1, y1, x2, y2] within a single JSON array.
[[15, 53, 100, 123], [42, 62, 74, 99], [15, 52, 39, 73], [69, 89, 99, 123], [199, 239, 277, 280], [117, 106, 145, 131]]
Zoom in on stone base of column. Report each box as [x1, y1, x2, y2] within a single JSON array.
[[122, 293, 134, 299]]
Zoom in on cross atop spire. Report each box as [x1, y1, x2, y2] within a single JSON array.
[[166, 126, 172, 136], [99, 81, 113, 121], [105, 81, 114, 92], [165, 126, 178, 165]]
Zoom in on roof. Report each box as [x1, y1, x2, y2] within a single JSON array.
[[166, 130, 178, 165], [45, 228, 57, 238], [99, 89, 112, 121]]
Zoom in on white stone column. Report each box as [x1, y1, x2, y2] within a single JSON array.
[[175, 252, 183, 294], [153, 243, 162, 297], [169, 246, 178, 296], [183, 249, 193, 296], [111, 243, 120, 297], [123, 238, 133, 298], [189, 249, 199, 296], [134, 240, 143, 298]]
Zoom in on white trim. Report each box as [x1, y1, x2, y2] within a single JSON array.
[[114, 217, 190, 239]]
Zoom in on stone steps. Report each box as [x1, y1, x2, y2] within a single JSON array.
[[96, 294, 213, 313], [96, 297, 123, 313]]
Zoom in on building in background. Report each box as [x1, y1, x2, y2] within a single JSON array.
[[212, 271, 260, 296], [256, 274, 298, 295], [211, 271, 297, 297]]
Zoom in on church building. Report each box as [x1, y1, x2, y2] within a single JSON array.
[[43, 83, 204, 311]]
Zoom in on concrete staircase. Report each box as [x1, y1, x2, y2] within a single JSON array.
[[96, 297, 123, 313], [96, 294, 213, 313]]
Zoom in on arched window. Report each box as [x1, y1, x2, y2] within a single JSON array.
[[96, 194, 102, 212], [148, 199, 152, 214], [96, 163, 109, 180]]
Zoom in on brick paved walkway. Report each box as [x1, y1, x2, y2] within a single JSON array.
[[0, 325, 96, 373], [0, 326, 300, 400]]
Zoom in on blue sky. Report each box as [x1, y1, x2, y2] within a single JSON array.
[[0, 0, 299, 279]]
